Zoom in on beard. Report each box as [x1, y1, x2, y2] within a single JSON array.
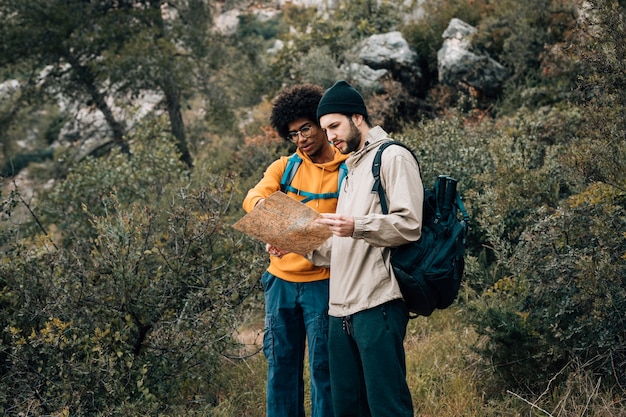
[[342, 118, 362, 154]]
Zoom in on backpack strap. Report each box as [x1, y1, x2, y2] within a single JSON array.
[[432, 175, 470, 222], [337, 161, 348, 192], [280, 153, 302, 192], [281, 152, 348, 203], [373, 143, 469, 223], [372, 141, 419, 214], [457, 193, 470, 222]]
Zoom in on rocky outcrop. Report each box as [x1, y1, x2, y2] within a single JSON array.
[[342, 63, 388, 90], [344, 31, 421, 90], [0, 79, 20, 103], [213, 4, 281, 36], [437, 18, 508, 97], [213, 9, 241, 36], [56, 90, 163, 160]]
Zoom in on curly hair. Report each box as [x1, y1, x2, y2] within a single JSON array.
[[270, 83, 324, 141]]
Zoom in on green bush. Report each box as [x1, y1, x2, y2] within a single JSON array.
[[0, 121, 264, 415], [0, 148, 54, 177], [40, 118, 189, 243], [396, 106, 575, 283], [472, 183, 626, 392], [459, 0, 626, 398]]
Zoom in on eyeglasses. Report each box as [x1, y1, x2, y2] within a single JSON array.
[[287, 124, 315, 143]]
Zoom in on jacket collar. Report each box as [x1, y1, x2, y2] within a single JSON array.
[[348, 126, 389, 166]]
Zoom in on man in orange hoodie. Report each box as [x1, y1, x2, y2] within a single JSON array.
[[243, 84, 348, 417]]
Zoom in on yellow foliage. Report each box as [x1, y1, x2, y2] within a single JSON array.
[[484, 275, 524, 297], [566, 182, 620, 208]]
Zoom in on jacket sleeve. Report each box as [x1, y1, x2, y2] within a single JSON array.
[[305, 237, 332, 267], [242, 158, 287, 213], [352, 148, 423, 247]]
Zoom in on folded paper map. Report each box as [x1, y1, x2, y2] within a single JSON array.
[[232, 191, 332, 256]]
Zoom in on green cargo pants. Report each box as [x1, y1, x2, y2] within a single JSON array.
[[328, 299, 413, 417]]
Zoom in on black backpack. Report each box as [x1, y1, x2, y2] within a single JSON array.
[[372, 141, 469, 317]]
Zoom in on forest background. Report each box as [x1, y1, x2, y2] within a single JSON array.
[[0, 0, 625, 416]]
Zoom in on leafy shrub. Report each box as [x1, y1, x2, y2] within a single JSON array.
[[460, 0, 626, 398], [292, 45, 341, 88], [230, 123, 292, 197], [41, 118, 189, 243], [472, 183, 626, 392], [237, 12, 284, 41], [396, 106, 575, 277], [396, 109, 494, 190], [0, 121, 265, 415], [473, 0, 577, 82], [559, 0, 626, 192], [0, 148, 54, 177]]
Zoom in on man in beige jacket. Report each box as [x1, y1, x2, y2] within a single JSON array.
[[313, 80, 424, 417]]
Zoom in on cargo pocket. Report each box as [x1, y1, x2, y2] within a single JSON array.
[[263, 314, 275, 366], [310, 314, 330, 371]]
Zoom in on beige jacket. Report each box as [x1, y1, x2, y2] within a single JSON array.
[[310, 126, 424, 317]]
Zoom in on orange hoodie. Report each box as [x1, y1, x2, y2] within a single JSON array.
[[243, 147, 349, 282]]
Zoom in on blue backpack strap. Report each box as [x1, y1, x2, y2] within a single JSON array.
[[337, 161, 348, 191], [457, 193, 470, 222], [280, 153, 348, 203], [280, 153, 302, 193]]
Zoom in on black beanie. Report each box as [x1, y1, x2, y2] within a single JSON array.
[[317, 80, 368, 121]]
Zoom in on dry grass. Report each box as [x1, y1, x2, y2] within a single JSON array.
[[405, 306, 487, 416], [209, 305, 626, 417]]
